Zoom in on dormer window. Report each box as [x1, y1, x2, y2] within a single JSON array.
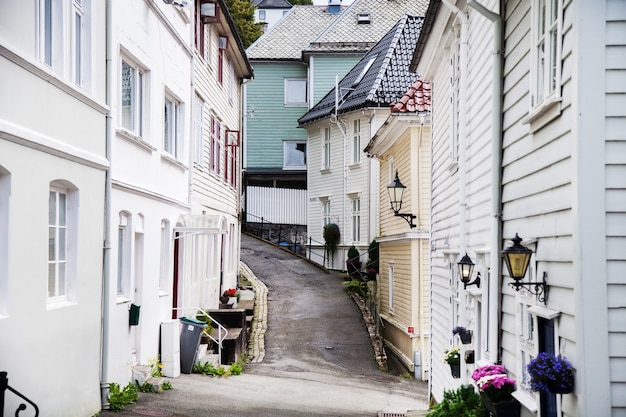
[[352, 55, 376, 87]]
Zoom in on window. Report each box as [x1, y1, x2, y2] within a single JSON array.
[[352, 119, 361, 163], [194, 0, 205, 58], [352, 56, 376, 87], [449, 41, 460, 162], [283, 141, 306, 169], [193, 95, 204, 165], [0, 168, 9, 315], [218, 36, 227, 84], [321, 199, 331, 226], [284, 78, 307, 106], [351, 198, 361, 242], [259, 10, 266, 20], [117, 212, 131, 296], [164, 95, 180, 158], [229, 61, 235, 102], [322, 127, 331, 169], [532, 0, 562, 107], [159, 220, 170, 292], [39, 0, 91, 86], [388, 263, 395, 313], [209, 117, 222, 175], [48, 182, 77, 302], [121, 59, 145, 137], [210, 115, 217, 172]]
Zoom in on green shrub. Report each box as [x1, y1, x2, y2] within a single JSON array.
[[347, 245, 360, 260], [426, 385, 488, 417], [108, 382, 138, 412], [342, 278, 367, 293], [323, 223, 340, 263]]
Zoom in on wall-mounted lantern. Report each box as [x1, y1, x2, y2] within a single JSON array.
[[502, 233, 548, 303], [200, 0, 219, 24], [386, 170, 416, 228], [458, 253, 480, 290]]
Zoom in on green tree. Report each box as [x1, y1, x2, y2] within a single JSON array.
[[223, 0, 263, 49], [290, 0, 313, 4]]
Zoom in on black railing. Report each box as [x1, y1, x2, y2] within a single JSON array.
[[0, 372, 39, 417], [242, 213, 328, 267]]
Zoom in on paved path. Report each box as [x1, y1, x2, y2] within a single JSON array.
[[101, 234, 429, 416]]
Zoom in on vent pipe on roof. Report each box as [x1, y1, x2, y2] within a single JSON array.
[[357, 13, 370, 23], [328, 0, 341, 14]]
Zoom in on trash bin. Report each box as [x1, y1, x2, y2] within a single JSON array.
[[179, 317, 207, 374]]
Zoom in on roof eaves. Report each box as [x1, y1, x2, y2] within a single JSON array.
[[409, 0, 442, 72]]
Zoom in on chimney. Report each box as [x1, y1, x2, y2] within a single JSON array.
[[328, 0, 341, 14]]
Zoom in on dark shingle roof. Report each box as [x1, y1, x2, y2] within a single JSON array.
[[246, 6, 340, 60], [252, 0, 292, 9], [298, 14, 425, 126]]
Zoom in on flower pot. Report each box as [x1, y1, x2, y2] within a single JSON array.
[[480, 393, 520, 417], [219, 295, 229, 304], [459, 329, 473, 344], [548, 380, 574, 394], [449, 363, 460, 379], [228, 297, 237, 308]]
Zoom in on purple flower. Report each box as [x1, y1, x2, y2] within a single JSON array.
[[527, 353, 574, 393]]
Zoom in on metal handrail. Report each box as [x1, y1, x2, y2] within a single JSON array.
[[0, 372, 39, 417], [172, 307, 227, 365]]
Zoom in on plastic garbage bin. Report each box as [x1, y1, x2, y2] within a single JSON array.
[[179, 317, 207, 374]]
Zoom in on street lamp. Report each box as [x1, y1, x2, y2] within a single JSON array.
[[502, 233, 548, 303], [458, 253, 480, 290], [386, 171, 416, 228]]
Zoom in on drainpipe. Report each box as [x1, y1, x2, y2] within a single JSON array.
[[467, 0, 503, 361], [100, 0, 113, 408]]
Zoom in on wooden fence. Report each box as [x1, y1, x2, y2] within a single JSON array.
[[245, 186, 307, 225]]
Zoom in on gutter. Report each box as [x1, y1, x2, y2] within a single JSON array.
[[100, 0, 113, 408], [467, 0, 504, 361]]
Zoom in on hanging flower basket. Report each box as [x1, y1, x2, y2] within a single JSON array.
[[449, 363, 461, 379], [527, 352, 575, 394], [443, 346, 461, 378], [472, 364, 518, 416], [452, 326, 473, 344]]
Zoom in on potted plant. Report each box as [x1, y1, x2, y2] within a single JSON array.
[[365, 239, 379, 281], [222, 288, 239, 308], [527, 352, 574, 394], [472, 364, 519, 417], [444, 346, 461, 378], [452, 326, 473, 344], [346, 245, 362, 278], [323, 223, 340, 265]]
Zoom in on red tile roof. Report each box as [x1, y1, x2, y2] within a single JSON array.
[[390, 78, 431, 113]]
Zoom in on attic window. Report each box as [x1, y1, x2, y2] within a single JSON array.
[[352, 55, 377, 87], [357, 13, 370, 24]]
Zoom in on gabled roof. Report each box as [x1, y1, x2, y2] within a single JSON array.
[[391, 78, 431, 113], [298, 14, 425, 126], [246, 6, 340, 60], [304, 0, 429, 56], [252, 0, 293, 9]]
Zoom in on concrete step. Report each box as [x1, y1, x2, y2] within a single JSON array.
[[196, 352, 221, 368]]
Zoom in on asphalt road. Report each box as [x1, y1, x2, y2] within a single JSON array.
[[100, 234, 429, 416]]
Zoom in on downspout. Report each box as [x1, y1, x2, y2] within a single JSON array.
[[100, 0, 113, 408], [441, 0, 469, 382], [467, 0, 503, 361]]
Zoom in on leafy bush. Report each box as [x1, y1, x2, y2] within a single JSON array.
[[323, 223, 340, 264], [342, 278, 367, 294], [365, 239, 379, 272], [426, 385, 488, 417], [108, 382, 138, 412]]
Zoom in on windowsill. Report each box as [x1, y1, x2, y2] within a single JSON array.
[[512, 390, 538, 413], [158, 289, 169, 297], [161, 153, 188, 171], [348, 162, 361, 169], [467, 288, 482, 298], [283, 166, 307, 171], [320, 168, 331, 174], [284, 103, 307, 108], [46, 299, 77, 310], [528, 304, 560, 319], [117, 129, 156, 152], [522, 96, 562, 133], [116, 295, 132, 305]]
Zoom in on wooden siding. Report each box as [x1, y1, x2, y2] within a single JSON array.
[[246, 62, 309, 169], [246, 186, 307, 224], [310, 56, 361, 105]]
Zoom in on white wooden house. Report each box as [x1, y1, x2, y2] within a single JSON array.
[[0, 1, 108, 415], [413, 0, 626, 415]]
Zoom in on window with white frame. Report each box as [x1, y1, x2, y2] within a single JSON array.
[[388, 263, 395, 313], [449, 40, 460, 163], [0, 168, 8, 314], [352, 119, 361, 164], [121, 58, 145, 137], [159, 219, 170, 292], [284, 78, 307, 106], [259, 10, 266, 20], [321, 199, 331, 226], [164, 94, 181, 158], [193, 95, 204, 165], [229, 61, 235, 102], [48, 181, 77, 302], [117, 211, 131, 296], [39, 0, 92, 88], [322, 127, 331, 169], [194, 0, 206, 58], [531, 0, 562, 107], [284, 141, 306, 169], [210, 117, 222, 175], [351, 198, 361, 243]]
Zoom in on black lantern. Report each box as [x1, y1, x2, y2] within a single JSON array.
[[386, 171, 416, 228], [502, 233, 548, 303], [458, 253, 480, 290]]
